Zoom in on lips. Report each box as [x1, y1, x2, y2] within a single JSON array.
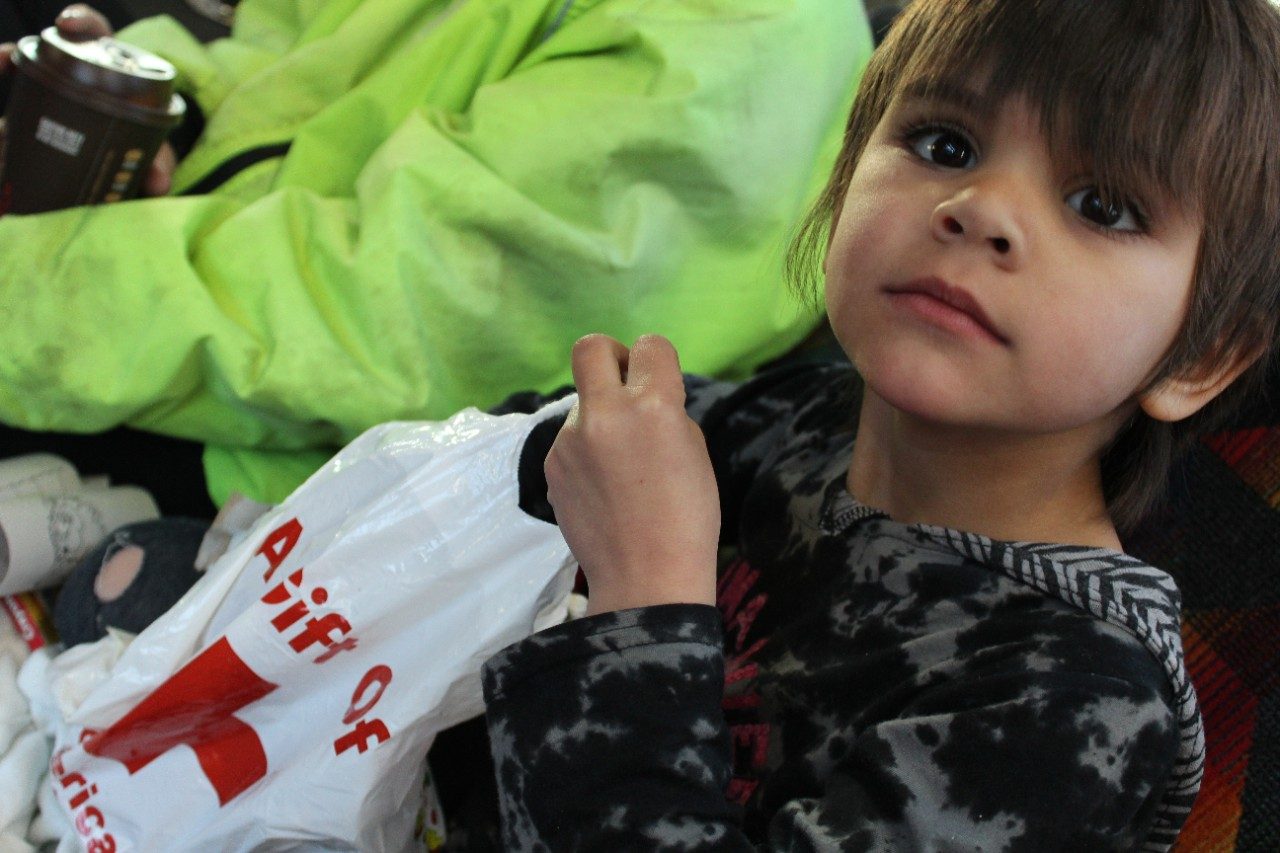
[[883, 276, 1010, 345]]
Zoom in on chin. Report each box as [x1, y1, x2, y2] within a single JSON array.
[[853, 345, 985, 422], [875, 382, 974, 424], [863, 371, 976, 426]]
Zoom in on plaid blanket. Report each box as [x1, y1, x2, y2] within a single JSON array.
[[1128, 395, 1280, 851]]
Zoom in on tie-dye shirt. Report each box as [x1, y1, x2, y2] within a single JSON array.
[[481, 361, 1202, 852]]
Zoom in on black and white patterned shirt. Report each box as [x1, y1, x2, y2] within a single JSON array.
[[481, 361, 1202, 851]]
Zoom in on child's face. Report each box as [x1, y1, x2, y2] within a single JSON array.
[[825, 84, 1204, 444]]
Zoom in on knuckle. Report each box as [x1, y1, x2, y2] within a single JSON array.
[[636, 394, 686, 426], [663, 380, 689, 404]]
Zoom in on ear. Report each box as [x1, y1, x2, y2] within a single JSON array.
[[1138, 344, 1263, 423]]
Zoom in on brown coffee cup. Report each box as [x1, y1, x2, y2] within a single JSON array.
[[0, 27, 185, 216]]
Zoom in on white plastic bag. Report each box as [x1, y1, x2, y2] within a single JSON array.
[[36, 398, 577, 852]]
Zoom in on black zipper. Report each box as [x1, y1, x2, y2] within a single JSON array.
[[178, 142, 292, 196]]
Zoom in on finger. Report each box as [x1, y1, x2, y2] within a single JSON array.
[[143, 143, 175, 197], [0, 43, 15, 76], [626, 334, 684, 398], [570, 334, 629, 399], [57, 5, 114, 41]]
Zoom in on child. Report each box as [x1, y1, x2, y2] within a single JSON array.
[[476, 0, 1280, 850]]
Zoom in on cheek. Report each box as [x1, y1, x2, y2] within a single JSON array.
[[1082, 261, 1192, 375], [1012, 290, 1184, 426], [825, 197, 882, 282], [825, 152, 908, 271], [824, 178, 909, 320]]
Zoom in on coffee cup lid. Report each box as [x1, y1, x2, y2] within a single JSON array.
[[18, 27, 180, 114]]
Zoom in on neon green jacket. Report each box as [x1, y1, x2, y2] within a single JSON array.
[[0, 0, 871, 504]]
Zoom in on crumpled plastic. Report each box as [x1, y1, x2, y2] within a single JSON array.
[[23, 398, 578, 852]]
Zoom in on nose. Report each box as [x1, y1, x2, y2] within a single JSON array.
[[931, 183, 1026, 267]]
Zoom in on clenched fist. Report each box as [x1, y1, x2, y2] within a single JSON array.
[[546, 334, 721, 617]]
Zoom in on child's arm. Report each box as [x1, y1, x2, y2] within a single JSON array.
[[482, 588, 1180, 849], [479, 335, 847, 849], [482, 603, 746, 850]]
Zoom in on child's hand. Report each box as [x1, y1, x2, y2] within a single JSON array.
[[546, 334, 720, 617]]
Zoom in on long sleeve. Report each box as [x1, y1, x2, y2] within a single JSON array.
[[0, 0, 872, 504], [483, 605, 749, 851], [481, 594, 1180, 851]]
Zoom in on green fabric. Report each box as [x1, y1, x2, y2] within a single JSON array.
[[0, 0, 871, 505]]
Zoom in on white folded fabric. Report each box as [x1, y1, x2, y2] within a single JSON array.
[[0, 616, 47, 853]]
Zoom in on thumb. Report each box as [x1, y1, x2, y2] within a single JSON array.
[[56, 5, 114, 42], [142, 142, 175, 197]]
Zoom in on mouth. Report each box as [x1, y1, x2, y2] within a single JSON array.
[[883, 277, 1010, 346]]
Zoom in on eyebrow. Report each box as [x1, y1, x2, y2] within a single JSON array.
[[896, 80, 999, 120]]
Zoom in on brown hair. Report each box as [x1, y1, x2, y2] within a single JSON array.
[[788, 0, 1280, 533]]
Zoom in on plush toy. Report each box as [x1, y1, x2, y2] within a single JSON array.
[[53, 517, 210, 647], [53, 494, 272, 646]]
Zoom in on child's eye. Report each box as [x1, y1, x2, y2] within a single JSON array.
[[906, 126, 976, 169], [1066, 188, 1146, 234]]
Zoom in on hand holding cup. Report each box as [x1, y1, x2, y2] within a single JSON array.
[[0, 4, 179, 209]]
